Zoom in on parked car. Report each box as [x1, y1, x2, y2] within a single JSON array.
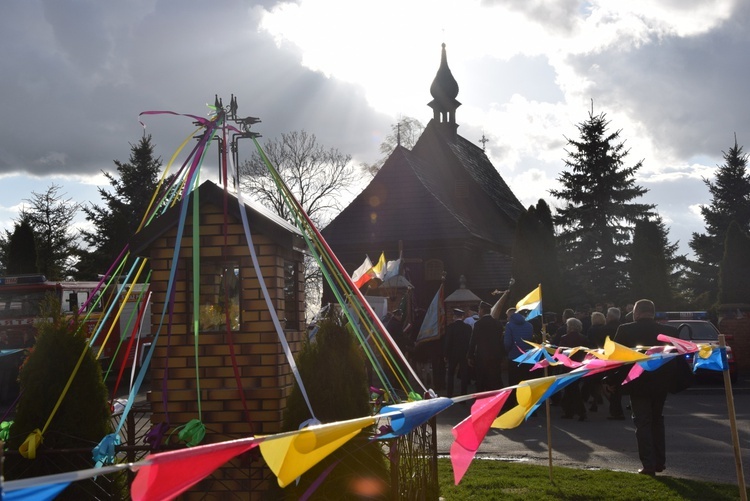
[[656, 312, 738, 383]]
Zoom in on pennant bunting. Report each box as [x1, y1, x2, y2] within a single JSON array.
[[450, 390, 512, 483], [492, 376, 556, 429], [694, 346, 728, 372], [377, 397, 453, 439], [657, 334, 699, 354], [526, 371, 587, 417], [603, 337, 651, 362], [259, 416, 376, 488], [131, 438, 258, 501], [3, 482, 71, 501]]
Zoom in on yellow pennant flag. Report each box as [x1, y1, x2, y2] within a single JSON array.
[[491, 376, 556, 429], [603, 337, 650, 362], [260, 416, 376, 487]]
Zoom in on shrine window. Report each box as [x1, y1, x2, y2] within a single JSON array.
[[195, 260, 241, 332]]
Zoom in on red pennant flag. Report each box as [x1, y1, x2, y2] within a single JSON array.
[[131, 438, 258, 501]]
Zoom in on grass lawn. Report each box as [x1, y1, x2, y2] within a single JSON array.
[[437, 458, 748, 500]]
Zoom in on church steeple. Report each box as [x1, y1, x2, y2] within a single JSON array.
[[428, 43, 461, 135]]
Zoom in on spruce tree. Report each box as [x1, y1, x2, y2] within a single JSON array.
[[688, 137, 750, 306], [718, 221, 750, 305], [550, 109, 655, 305], [78, 135, 162, 279], [511, 200, 563, 314], [5, 219, 38, 275], [630, 219, 677, 309]]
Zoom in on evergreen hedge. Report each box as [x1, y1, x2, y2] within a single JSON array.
[[276, 314, 389, 500]]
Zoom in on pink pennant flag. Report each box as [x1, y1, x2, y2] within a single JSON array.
[[450, 390, 512, 484], [131, 438, 258, 501], [554, 351, 583, 369], [623, 363, 645, 384], [582, 358, 626, 376], [658, 333, 699, 354]]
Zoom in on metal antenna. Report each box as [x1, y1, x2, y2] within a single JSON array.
[[199, 95, 262, 187]]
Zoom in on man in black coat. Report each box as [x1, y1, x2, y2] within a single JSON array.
[[467, 302, 505, 391], [612, 299, 678, 476], [444, 308, 472, 397]]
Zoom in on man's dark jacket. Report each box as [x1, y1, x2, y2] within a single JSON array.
[[444, 320, 472, 363], [611, 319, 679, 395], [468, 315, 505, 369]]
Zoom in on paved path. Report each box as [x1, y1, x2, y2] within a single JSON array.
[[435, 379, 750, 486]]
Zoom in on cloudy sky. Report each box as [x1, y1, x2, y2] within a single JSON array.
[[1, 0, 748, 259]]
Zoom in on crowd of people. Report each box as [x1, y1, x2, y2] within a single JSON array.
[[440, 296, 678, 476]]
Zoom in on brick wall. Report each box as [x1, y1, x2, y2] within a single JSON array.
[[145, 204, 305, 498], [718, 307, 750, 373]]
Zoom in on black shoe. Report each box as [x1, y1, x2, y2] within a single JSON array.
[[607, 415, 625, 420], [655, 465, 665, 472], [578, 414, 587, 422], [638, 468, 656, 476]]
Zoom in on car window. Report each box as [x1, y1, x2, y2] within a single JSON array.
[[667, 321, 719, 341]]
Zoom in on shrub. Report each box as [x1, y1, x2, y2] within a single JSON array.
[[5, 295, 113, 498], [278, 314, 389, 500]]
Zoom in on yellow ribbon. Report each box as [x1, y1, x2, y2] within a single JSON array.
[[19, 429, 43, 459]]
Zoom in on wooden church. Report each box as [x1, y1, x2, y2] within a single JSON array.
[[322, 44, 526, 309]]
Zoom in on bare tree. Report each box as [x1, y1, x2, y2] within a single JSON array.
[[361, 116, 424, 178], [241, 130, 354, 227], [240, 131, 356, 317]]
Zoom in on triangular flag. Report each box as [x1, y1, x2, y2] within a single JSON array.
[[131, 438, 258, 501], [259, 416, 376, 487], [4, 482, 70, 501], [377, 397, 454, 439], [657, 333, 699, 354], [450, 390, 512, 484], [492, 376, 556, 429], [603, 337, 651, 362]]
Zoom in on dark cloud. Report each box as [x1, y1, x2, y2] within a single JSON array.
[[0, 0, 389, 177], [569, 1, 750, 160]]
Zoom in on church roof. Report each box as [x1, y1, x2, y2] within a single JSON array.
[[412, 122, 524, 226], [322, 43, 525, 274], [322, 145, 476, 251], [322, 120, 524, 255]]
